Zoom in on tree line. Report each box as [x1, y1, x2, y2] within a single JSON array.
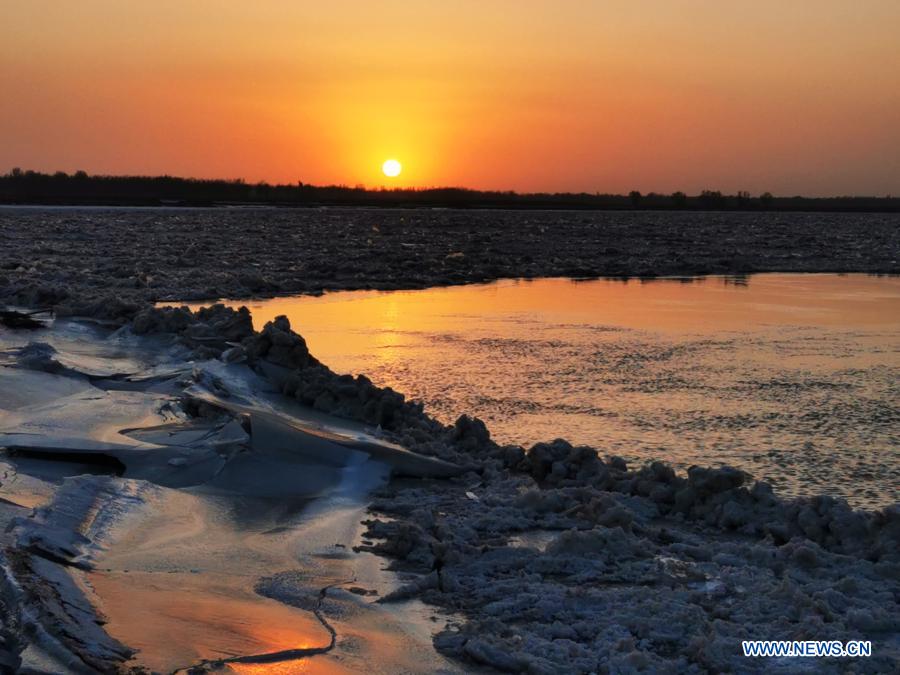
[[1, 168, 896, 212]]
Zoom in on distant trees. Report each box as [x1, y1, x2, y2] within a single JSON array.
[[0, 170, 895, 212], [699, 190, 726, 208]]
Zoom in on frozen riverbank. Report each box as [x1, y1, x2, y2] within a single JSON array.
[[0, 303, 897, 673], [1, 208, 899, 318]]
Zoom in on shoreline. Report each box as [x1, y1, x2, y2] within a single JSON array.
[[154, 269, 899, 308], [1, 303, 897, 672], [165, 272, 900, 511]]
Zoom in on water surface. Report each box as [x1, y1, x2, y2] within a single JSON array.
[[183, 274, 900, 507]]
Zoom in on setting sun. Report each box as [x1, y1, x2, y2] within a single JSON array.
[[382, 159, 402, 178]]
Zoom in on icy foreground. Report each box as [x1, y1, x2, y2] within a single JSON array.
[[0, 304, 898, 673], [0, 309, 460, 673]]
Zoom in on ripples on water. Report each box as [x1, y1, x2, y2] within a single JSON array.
[[180, 274, 900, 508]]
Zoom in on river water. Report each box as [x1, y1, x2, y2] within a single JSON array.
[[180, 274, 900, 507]]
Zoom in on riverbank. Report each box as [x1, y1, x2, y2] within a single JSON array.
[[0, 304, 897, 672]]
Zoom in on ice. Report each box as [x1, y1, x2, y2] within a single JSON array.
[[0, 312, 464, 672]]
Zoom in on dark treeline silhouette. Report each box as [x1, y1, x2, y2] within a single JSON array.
[[1, 168, 897, 212]]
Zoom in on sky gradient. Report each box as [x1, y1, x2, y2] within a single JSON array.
[[2, 1, 899, 195]]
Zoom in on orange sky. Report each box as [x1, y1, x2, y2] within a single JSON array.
[[2, 1, 899, 195]]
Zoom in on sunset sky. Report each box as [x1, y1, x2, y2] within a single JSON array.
[[2, 1, 899, 195]]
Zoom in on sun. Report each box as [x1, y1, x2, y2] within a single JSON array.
[[382, 159, 402, 178]]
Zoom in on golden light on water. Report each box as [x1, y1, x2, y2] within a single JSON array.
[[382, 159, 402, 178]]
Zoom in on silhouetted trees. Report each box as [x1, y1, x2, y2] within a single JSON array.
[[699, 190, 726, 208], [0, 170, 896, 212]]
